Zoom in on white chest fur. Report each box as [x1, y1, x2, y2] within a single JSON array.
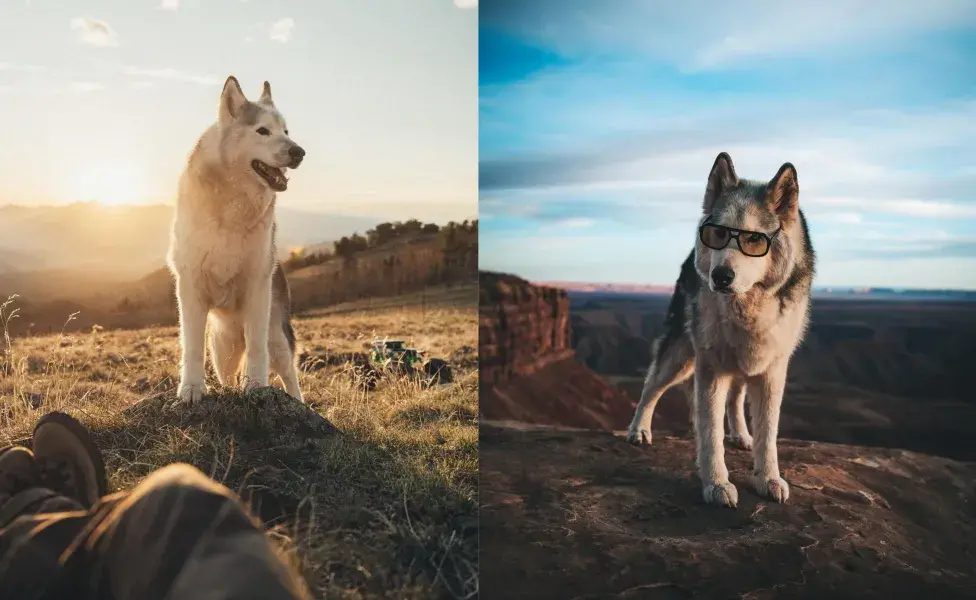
[[697, 293, 809, 376], [170, 213, 273, 310]]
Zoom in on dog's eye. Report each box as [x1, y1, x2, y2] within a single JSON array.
[[256, 127, 270, 136], [747, 233, 764, 243], [284, 129, 289, 136]]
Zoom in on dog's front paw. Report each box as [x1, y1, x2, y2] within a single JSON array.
[[726, 433, 754, 451], [626, 427, 652, 445], [702, 481, 739, 508], [753, 474, 790, 503], [175, 382, 206, 406]]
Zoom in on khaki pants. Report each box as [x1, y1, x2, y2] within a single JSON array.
[[0, 463, 310, 600]]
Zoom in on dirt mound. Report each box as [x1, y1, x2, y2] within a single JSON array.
[[123, 386, 337, 443], [480, 423, 976, 599], [120, 387, 338, 522]]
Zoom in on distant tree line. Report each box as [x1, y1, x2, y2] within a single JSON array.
[[282, 219, 478, 271], [284, 219, 478, 310]]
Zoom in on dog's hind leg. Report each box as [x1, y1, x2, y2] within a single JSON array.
[[725, 381, 753, 450], [627, 334, 694, 445], [267, 265, 302, 401], [269, 313, 303, 402], [208, 315, 245, 388], [268, 322, 305, 402], [676, 379, 696, 439]]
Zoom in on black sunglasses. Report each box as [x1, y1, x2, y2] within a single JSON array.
[[698, 221, 782, 257]]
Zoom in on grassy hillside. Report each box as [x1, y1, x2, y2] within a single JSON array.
[[0, 286, 479, 599], [286, 220, 478, 311]]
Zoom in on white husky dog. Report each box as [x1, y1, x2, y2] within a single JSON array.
[[167, 76, 306, 405]]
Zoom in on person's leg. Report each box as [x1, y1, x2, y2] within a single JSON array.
[[1, 412, 310, 600], [73, 462, 312, 600]]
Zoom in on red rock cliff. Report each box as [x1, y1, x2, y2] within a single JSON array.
[[479, 272, 575, 385], [479, 271, 635, 430]]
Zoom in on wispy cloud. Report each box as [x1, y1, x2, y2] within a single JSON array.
[[122, 66, 221, 86], [480, 106, 976, 229], [813, 196, 976, 219], [160, 0, 179, 11], [455, 0, 479, 8], [69, 17, 118, 47], [819, 212, 864, 226], [542, 217, 596, 230], [269, 18, 294, 43]]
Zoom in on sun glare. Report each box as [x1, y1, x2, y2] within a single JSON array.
[[74, 161, 147, 206]]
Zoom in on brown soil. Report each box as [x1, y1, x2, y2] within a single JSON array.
[[480, 423, 976, 600]]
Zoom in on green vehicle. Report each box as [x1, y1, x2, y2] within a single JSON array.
[[369, 339, 452, 384]]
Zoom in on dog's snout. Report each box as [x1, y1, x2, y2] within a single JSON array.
[[289, 145, 306, 161], [711, 266, 735, 289]]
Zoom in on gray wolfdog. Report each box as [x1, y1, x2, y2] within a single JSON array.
[[167, 76, 306, 405], [627, 152, 815, 507]]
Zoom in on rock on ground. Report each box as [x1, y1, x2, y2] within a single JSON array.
[[480, 423, 976, 600]]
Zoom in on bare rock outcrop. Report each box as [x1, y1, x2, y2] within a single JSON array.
[[481, 423, 976, 599], [479, 271, 635, 429]]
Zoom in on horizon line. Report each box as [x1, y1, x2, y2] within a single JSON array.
[[532, 280, 976, 295]]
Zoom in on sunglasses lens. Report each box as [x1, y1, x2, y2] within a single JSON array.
[[700, 225, 729, 249], [738, 232, 769, 256]]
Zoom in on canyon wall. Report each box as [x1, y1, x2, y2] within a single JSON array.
[[479, 271, 635, 430], [479, 272, 575, 386]]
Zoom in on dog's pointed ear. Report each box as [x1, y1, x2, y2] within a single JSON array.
[[218, 76, 248, 124], [766, 162, 799, 218], [259, 81, 274, 106], [704, 152, 738, 213]]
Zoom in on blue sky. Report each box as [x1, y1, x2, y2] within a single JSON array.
[[0, 0, 477, 223], [479, 0, 976, 290]]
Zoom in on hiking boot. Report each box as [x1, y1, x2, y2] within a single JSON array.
[[32, 412, 108, 508], [0, 446, 38, 507], [0, 445, 49, 526]]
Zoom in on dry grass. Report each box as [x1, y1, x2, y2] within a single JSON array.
[[0, 286, 479, 599]]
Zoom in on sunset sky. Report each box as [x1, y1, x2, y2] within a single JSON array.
[[480, 0, 976, 290], [0, 0, 477, 223]]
